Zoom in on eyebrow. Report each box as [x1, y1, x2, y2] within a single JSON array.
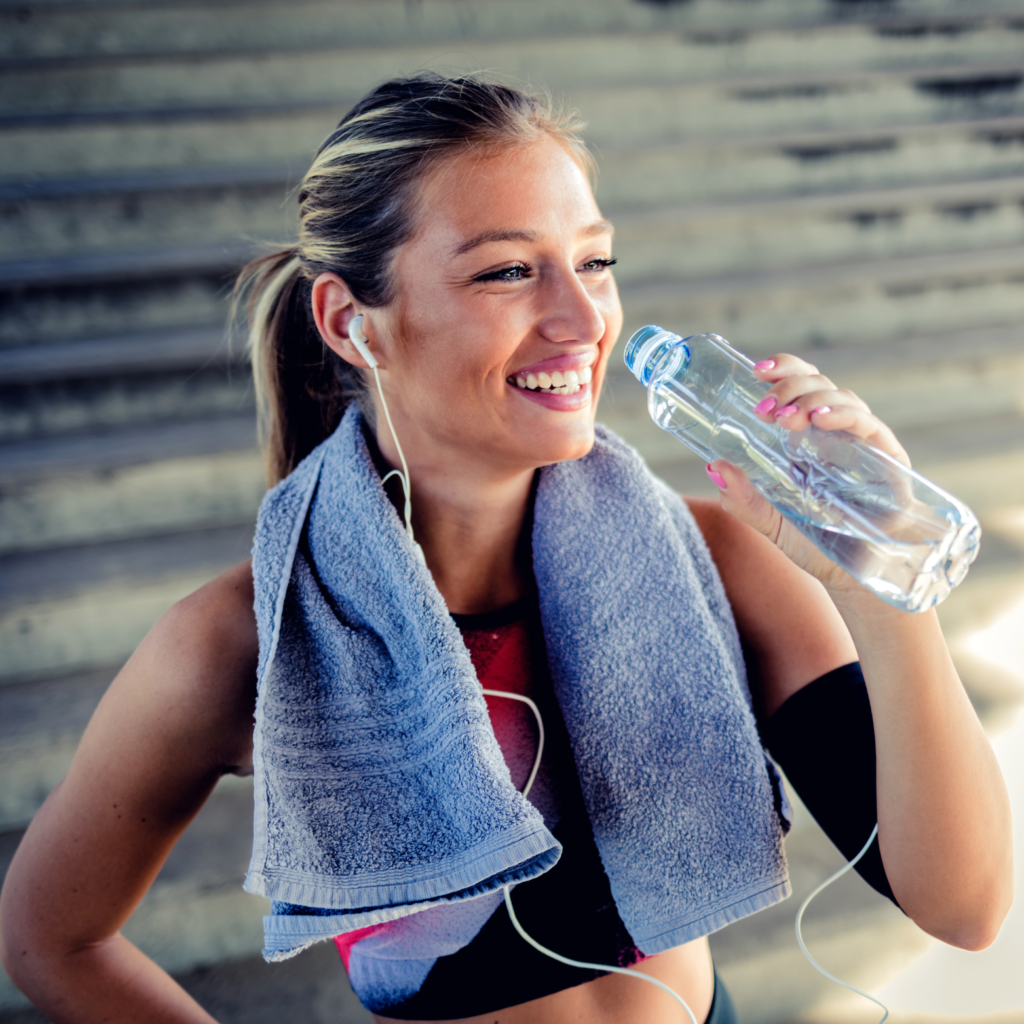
[[451, 220, 614, 258]]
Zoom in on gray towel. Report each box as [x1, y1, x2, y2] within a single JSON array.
[[247, 406, 789, 961]]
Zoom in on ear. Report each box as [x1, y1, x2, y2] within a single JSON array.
[[311, 272, 383, 370]]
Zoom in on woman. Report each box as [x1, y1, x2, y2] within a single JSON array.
[[0, 74, 1013, 1024]]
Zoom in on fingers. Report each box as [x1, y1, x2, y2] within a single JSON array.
[[801, 405, 911, 466], [759, 387, 865, 432], [706, 460, 783, 544], [752, 352, 824, 381], [750, 352, 910, 467]]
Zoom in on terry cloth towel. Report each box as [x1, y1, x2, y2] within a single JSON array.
[[246, 405, 790, 961]]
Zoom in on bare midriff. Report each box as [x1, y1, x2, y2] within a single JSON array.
[[374, 936, 714, 1024]]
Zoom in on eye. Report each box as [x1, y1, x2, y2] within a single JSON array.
[[474, 262, 532, 283], [579, 257, 617, 273]]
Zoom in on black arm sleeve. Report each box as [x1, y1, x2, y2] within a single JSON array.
[[763, 662, 899, 907]]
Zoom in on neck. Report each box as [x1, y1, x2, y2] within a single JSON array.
[[369, 421, 536, 616]]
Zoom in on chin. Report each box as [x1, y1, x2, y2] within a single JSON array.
[[531, 426, 596, 468]]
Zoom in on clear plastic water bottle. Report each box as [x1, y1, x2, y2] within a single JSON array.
[[624, 326, 980, 613]]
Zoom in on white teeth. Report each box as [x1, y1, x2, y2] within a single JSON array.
[[512, 368, 588, 394]]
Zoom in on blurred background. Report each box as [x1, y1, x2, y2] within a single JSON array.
[[1, 0, 1023, 1021]]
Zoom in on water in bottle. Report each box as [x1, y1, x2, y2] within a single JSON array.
[[624, 326, 980, 613]]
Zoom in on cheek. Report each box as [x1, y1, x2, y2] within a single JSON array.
[[399, 333, 508, 431], [398, 304, 515, 402]]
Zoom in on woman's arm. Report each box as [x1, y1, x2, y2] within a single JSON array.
[[689, 355, 1014, 951], [0, 561, 259, 1023], [686, 497, 858, 721]]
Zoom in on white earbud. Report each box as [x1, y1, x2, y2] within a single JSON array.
[[348, 314, 378, 368]]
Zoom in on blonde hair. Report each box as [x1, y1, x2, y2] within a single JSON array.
[[233, 73, 593, 485]]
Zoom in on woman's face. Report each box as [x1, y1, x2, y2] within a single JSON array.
[[371, 135, 622, 475]]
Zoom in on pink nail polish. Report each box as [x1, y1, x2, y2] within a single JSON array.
[[810, 405, 832, 416], [706, 465, 727, 490], [753, 395, 777, 415], [753, 359, 776, 371], [775, 403, 799, 418]]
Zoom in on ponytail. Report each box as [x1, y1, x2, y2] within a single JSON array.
[[233, 247, 362, 486], [234, 73, 593, 484]]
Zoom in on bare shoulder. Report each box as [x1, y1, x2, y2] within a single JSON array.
[[684, 497, 857, 717]]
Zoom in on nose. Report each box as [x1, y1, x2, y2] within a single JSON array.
[[535, 263, 608, 347]]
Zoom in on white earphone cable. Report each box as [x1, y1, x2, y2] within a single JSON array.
[[502, 886, 699, 1024], [371, 363, 415, 546], [794, 823, 889, 1024], [350, 314, 422, 561], [482, 688, 698, 1024], [481, 689, 545, 800]]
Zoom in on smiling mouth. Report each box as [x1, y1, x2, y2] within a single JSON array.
[[507, 365, 592, 395]]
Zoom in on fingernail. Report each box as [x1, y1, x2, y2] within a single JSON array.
[[753, 359, 776, 371], [753, 396, 777, 415], [775, 403, 799, 418], [810, 405, 832, 416], [706, 465, 727, 490]]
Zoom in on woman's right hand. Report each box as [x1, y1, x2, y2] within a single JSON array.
[[0, 562, 258, 1024], [706, 351, 910, 596]]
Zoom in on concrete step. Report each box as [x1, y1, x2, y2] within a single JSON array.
[[2, 16, 1021, 118], [9, 111, 1024, 205], [0, 239, 255, 290], [0, 269, 231, 352], [0, 324, 245, 444], [0, 664, 117, 830], [5, 58, 1023, 147], [0, 415, 262, 553], [4, 62, 1024, 182], [3, 0, 1019, 64], [0, 326, 236, 384], [0, 106, 333, 182], [598, 116, 1024, 211], [617, 243, 1024, 355], [8, 155, 1024, 269], [580, 63, 1024, 149], [0, 322, 252, 442], [6, 175, 1023, 289], [0, 178, 297, 263], [0, 520, 255, 685], [0, 365, 254, 443], [5, 116, 1024, 252], [611, 175, 1024, 284]]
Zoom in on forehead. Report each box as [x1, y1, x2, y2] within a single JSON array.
[[413, 136, 603, 252]]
